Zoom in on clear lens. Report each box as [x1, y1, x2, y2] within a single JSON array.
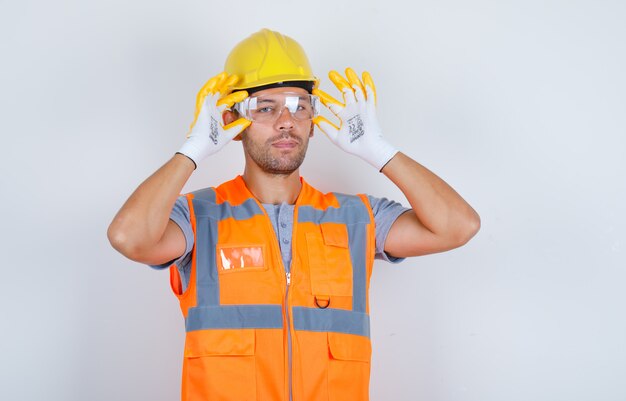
[[236, 93, 319, 123]]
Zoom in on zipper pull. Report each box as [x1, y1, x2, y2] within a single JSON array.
[[286, 272, 291, 285]]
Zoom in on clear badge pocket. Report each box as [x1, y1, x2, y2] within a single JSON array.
[[216, 244, 267, 274]]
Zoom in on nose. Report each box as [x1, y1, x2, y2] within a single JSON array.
[[273, 106, 295, 130]]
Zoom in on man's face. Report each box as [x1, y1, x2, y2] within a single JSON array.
[[238, 87, 314, 176]]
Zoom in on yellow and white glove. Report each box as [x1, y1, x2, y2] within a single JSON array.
[[313, 68, 398, 171], [178, 72, 250, 168]]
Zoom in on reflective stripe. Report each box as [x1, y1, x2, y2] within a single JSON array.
[[186, 304, 284, 331], [191, 189, 219, 306], [292, 307, 370, 337], [193, 197, 265, 221], [347, 223, 368, 312], [335, 193, 369, 313], [191, 187, 216, 203], [297, 202, 370, 226], [194, 215, 220, 306]]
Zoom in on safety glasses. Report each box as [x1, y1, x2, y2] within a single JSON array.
[[234, 93, 320, 123]]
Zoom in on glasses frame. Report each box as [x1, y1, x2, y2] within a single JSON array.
[[234, 92, 320, 123]]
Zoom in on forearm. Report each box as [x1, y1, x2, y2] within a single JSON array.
[[107, 153, 195, 257], [381, 152, 480, 243]]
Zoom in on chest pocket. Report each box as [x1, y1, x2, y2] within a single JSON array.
[[306, 223, 353, 297]]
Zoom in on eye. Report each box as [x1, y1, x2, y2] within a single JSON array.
[[257, 106, 274, 113], [297, 103, 312, 111]]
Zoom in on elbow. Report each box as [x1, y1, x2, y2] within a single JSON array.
[[443, 210, 480, 250], [456, 211, 481, 247], [107, 224, 143, 261]]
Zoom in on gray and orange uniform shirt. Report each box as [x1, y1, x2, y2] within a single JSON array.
[[151, 190, 410, 290]]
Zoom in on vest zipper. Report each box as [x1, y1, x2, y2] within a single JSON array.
[[260, 200, 295, 401], [285, 271, 293, 401]]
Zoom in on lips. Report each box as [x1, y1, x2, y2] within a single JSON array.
[[272, 139, 299, 148]]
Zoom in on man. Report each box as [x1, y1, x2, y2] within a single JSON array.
[[108, 29, 480, 401]]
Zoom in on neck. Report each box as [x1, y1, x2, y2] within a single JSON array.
[[241, 165, 302, 205]]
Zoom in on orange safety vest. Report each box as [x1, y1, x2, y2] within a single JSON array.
[[169, 175, 376, 401]]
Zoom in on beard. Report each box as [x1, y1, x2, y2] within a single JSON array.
[[242, 130, 309, 176]]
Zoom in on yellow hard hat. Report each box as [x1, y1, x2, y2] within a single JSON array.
[[224, 29, 318, 91]]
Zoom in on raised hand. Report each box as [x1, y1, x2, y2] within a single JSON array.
[[313, 68, 397, 171], [178, 72, 251, 168]]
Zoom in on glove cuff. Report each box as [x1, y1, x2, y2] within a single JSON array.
[[177, 140, 203, 169], [370, 140, 399, 171], [175, 151, 197, 170]]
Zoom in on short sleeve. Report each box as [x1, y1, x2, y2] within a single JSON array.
[[368, 195, 411, 263], [148, 196, 195, 271]]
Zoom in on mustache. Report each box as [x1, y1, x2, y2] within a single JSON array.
[[267, 131, 302, 144]]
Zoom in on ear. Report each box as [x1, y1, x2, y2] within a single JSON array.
[[309, 123, 314, 138], [222, 110, 237, 125], [224, 110, 247, 141]]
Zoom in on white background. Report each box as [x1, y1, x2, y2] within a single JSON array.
[[1, 0, 625, 400]]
